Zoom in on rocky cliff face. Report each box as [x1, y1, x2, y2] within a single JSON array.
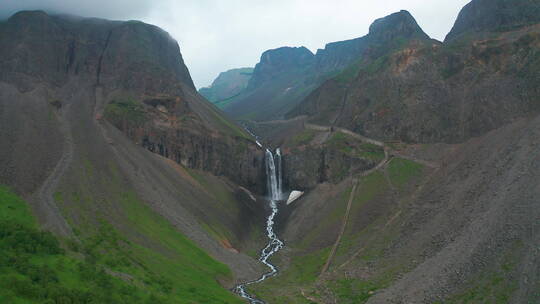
[[247, 46, 315, 90], [314, 10, 430, 74], [446, 0, 540, 41], [291, 2, 540, 144], [104, 93, 266, 193], [0, 11, 194, 93], [282, 146, 377, 190], [0, 10, 266, 193]]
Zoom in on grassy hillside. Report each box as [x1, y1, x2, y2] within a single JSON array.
[[248, 156, 428, 303], [0, 185, 243, 304]]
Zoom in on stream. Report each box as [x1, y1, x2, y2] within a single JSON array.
[[233, 148, 284, 304]]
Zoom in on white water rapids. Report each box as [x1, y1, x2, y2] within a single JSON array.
[[233, 148, 284, 303]]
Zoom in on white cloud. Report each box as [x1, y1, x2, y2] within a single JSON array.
[[1, 0, 471, 88]]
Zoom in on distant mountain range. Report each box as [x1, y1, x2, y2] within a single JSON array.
[[199, 67, 253, 105], [204, 10, 432, 121]]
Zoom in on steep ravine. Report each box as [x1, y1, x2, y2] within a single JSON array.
[[234, 148, 285, 303]]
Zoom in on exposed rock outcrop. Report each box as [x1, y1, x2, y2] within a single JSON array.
[[247, 46, 315, 90], [291, 3, 540, 143], [446, 0, 540, 41]]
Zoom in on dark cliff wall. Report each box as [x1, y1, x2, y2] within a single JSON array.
[[0, 10, 266, 193]]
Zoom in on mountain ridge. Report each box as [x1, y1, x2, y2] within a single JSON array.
[[218, 10, 432, 121]]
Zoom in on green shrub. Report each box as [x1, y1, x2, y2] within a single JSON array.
[[104, 98, 147, 126]]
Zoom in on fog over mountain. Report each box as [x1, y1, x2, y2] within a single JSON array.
[[0, 0, 469, 88]]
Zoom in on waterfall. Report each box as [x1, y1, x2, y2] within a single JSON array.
[[266, 149, 279, 201], [234, 148, 284, 304], [276, 148, 282, 199]]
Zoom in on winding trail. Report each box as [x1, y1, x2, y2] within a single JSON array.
[[35, 105, 74, 236]]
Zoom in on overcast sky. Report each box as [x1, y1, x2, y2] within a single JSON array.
[[1, 0, 470, 88]]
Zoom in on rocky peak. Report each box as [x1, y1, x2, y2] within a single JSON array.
[[445, 0, 540, 41], [314, 10, 429, 73], [0, 10, 194, 93], [6, 10, 50, 24], [248, 46, 314, 89], [368, 10, 430, 43], [259, 46, 314, 67]]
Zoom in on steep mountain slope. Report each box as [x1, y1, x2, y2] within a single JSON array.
[[232, 1, 540, 303], [290, 1, 540, 144], [222, 46, 317, 120], [218, 10, 431, 121], [249, 116, 539, 304], [199, 67, 253, 105], [0, 11, 267, 303]]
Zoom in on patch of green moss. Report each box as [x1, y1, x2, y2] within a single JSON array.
[[249, 247, 331, 302], [104, 98, 147, 126], [329, 278, 379, 304], [387, 158, 424, 189], [326, 131, 385, 162], [443, 242, 522, 304], [334, 52, 391, 84], [298, 186, 352, 250], [53, 192, 63, 204], [334, 172, 389, 261], [290, 129, 317, 146], [335, 59, 363, 83], [207, 106, 252, 140]]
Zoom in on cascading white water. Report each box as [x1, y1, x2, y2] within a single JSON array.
[[276, 148, 282, 200], [234, 148, 284, 304], [266, 149, 279, 201]]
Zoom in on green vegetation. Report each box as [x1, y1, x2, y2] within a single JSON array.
[[249, 247, 331, 303], [104, 98, 147, 126], [326, 131, 385, 162], [211, 93, 243, 109], [334, 51, 391, 84], [361, 55, 390, 76], [116, 191, 240, 304], [0, 183, 243, 303], [298, 186, 352, 250], [335, 59, 363, 83], [334, 172, 389, 261], [0, 186, 149, 303], [248, 186, 356, 303], [387, 158, 424, 189], [206, 104, 252, 140], [290, 129, 316, 146], [328, 279, 378, 304]]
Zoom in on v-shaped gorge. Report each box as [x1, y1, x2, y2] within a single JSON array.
[[1, 0, 540, 303]]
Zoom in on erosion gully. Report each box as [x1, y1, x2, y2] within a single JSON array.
[[233, 145, 285, 304]]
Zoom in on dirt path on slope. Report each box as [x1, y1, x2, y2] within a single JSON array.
[[320, 179, 358, 276], [34, 105, 74, 236]]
